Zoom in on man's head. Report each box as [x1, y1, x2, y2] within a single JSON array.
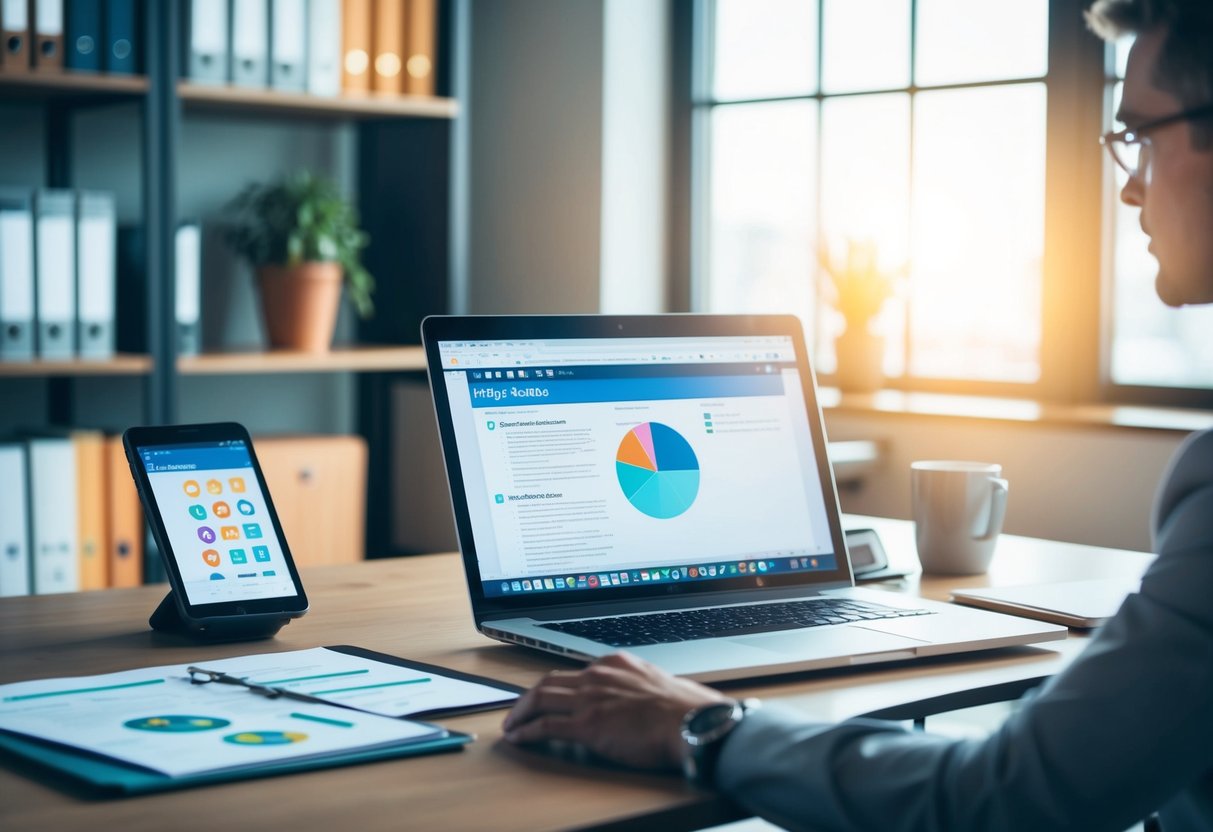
[[1087, 0, 1213, 306]]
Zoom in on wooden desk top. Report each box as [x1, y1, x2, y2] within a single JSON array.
[[0, 517, 1152, 832]]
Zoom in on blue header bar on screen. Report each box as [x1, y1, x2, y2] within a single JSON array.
[[140, 443, 254, 473], [467, 375, 784, 408]]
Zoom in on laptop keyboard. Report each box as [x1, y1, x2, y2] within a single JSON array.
[[538, 598, 933, 648]]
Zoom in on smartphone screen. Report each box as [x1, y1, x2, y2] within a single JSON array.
[[133, 437, 301, 607]]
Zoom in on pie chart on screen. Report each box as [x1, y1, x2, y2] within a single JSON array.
[[615, 422, 700, 519]]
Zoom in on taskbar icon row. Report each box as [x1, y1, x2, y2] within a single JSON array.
[[488, 555, 832, 597]]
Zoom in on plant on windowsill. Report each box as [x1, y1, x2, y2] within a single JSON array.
[[224, 171, 375, 353], [819, 239, 900, 393]]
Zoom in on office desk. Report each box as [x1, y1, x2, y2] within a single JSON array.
[[0, 517, 1152, 832]]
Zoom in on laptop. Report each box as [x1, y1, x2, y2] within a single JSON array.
[[422, 314, 1066, 682]]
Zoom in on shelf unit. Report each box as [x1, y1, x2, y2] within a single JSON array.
[[1, 2, 461, 562]]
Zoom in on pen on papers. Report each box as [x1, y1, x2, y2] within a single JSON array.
[[185, 666, 340, 708]]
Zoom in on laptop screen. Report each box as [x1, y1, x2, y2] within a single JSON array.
[[433, 331, 840, 599]]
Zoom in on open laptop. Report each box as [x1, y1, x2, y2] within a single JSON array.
[[422, 315, 1065, 682]]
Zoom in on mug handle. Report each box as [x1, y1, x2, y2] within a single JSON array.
[[974, 477, 1009, 541]]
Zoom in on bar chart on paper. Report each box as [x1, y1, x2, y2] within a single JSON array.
[[615, 423, 700, 519]]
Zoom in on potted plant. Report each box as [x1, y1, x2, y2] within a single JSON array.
[[224, 172, 374, 352], [818, 239, 899, 392]]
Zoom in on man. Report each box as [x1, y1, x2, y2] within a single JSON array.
[[502, 1, 1213, 829]]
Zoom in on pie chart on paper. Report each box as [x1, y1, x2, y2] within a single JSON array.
[[615, 422, 700, 519]]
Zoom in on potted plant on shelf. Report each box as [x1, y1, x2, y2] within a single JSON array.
[[224, 171, 375, 353], [819, 239, 899, 393]]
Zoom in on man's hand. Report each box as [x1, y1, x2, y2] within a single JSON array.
[[502, 652, 729, 770]]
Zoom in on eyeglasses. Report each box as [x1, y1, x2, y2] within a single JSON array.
[[1101, 103, 1213, 177]]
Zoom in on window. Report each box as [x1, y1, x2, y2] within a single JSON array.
[[691, 0, 1213, 400]]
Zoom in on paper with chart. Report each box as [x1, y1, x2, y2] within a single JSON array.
[[202, 647, 518, 717], [0, 658, 443, 778]]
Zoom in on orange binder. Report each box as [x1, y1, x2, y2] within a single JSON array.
[[371, 0, 404, 94], [342, 0, 372, 93], [404, 0, 434, 96], [30, 0, 64, 71], [254, 435, 366, 567], [74, 432, 108, 591], [1, 0, 32, 72], [105, 436, 143, 588]]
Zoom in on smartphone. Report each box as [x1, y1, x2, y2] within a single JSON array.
[[123, 423, 308, 632]]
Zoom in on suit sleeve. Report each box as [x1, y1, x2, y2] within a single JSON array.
[[715, 482, 1213, 832]]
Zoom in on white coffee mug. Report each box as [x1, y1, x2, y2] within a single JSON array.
[[911, 461, 1009, 575]]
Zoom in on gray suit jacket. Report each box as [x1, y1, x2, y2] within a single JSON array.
[[716, 430, 1213, 832]]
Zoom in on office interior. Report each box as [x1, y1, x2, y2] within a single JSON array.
[[0, 1, 1207, 577], [1, 2, 1208, 829]]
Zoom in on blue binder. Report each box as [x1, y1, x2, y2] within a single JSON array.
[[65, 0, 103, 71], [104, 0, 138, 74]]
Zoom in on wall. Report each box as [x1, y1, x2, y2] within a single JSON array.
[[826, 410, 1187, 552]]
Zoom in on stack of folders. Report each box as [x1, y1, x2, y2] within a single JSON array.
[[0, 432, 145, 598], [183, 0, 436, 97], [0, 0, 140, 74], [0, 188, 119, 362]]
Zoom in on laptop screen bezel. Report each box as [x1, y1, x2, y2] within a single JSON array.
[[421, 314, 854, 619]]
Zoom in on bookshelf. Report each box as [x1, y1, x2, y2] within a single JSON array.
[[178, 82, 458, 120], [0, 355, 153, 377], [0, 1, 460, 582], [179, 346, 427, 375]]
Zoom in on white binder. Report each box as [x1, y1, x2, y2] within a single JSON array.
[[27, 437, 79, 595], [176, 223, 202, 355], [0, 444, 31, 597], [270, 0, 307, 91], [0, 188, 35, 361], [187, 0, 230, 83], [75, 191, 116, 359], [33, 189, 76, 359], [230, 0, 269, 87], [306, 0, 342, 96]]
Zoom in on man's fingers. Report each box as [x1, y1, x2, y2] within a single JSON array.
[[504, 713, 585, 746], [503, 686, 583, 730]]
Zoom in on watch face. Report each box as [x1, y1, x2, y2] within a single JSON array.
[[688, 702, 739, 735]]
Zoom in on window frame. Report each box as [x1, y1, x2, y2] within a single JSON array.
[[671, 0, 1213, 408]]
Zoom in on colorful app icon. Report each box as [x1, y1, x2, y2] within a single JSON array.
[[188, 504, 207, 520], [220, 526, 240, 541], [243, 523, 262, 539], [689, 567, 698, 578], [212, 501, 231, 518], [588, 575, 599, 588], [501, 582, 511, 593], [522, 580, 533, 590], [183, 480, 201, 498], [202, 549, 221, 567], [229, 548, 248, 564], [229, 477, 246, 493], [252, 545, 271, 562], [237, 499, 255, 516], [197, 526, 216, 544], [494, 494, 504, 504]]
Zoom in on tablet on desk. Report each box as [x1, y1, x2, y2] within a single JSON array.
[[951, 579, 1140, 629]]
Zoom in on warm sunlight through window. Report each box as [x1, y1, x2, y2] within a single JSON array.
[[700, 0, 1048, 385]]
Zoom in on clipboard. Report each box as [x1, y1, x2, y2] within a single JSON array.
[[324, 645, 525, 719], [0, 727, 471, 796]]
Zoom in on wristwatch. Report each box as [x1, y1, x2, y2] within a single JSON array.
[[680, 698, 760, 784]]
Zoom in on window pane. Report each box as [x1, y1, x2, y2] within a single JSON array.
[[712, 0, 817, 100], [910, 84, 1046, 381], [706, 101, 816, 326], [821, 0, 910, 94], [817, 93, 910, 376], [1107, 81, 1213, 388], [915, 0, 1048, 86]]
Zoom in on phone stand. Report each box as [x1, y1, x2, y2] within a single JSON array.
[[149, 592, 293, 642]]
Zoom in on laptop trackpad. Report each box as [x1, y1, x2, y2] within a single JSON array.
[[735, 625, 924, 659]]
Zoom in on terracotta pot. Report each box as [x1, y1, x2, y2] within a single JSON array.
[[256, 262, 343, 353], [834, 328, 885, 393]]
